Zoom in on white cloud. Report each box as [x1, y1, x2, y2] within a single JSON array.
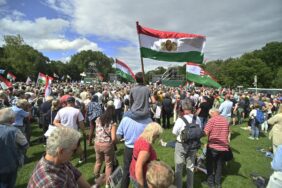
[[44, 0, 282, 71], [0, 14, 101, 53], [44, 0, 74, 15], [31, 38, 101, 51]]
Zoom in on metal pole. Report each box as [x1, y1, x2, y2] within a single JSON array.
[[136, 21, 146, 84]]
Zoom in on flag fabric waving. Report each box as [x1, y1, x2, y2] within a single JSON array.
[[137, 23, 206, 63], [0, 75, 13, 89], [53, 73, 59, 78], [115, 59, 135, 82], [37, 73, 54, 85], [186, 62, 221, 88], [26, 77, 32, 85], [7, 72, 16, 81], [45, 76, 52, 98]]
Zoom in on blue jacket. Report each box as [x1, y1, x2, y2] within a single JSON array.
[[0, 125, 28, 173]]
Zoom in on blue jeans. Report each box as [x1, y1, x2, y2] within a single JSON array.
[[251, 119, 259, 138], [199, 117, 207, 129]]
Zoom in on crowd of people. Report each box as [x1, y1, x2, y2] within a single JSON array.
[[0, 71, 282, 188]]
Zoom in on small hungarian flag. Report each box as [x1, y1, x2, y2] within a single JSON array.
[[7, 72, 16, 81], [0, 75, 13, 89], [186, 62, 221, 88], [37, 73, 53, 85], [137, 23, 206, 63], [45, 76, 52, 97], [115, 59, 135, 82]]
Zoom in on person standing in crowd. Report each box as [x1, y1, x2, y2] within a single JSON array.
[[146, 160, 175, 188], [219, 94, 233, 125], [162, 93, 173, 129], [39, 96, 53, 137], [53, 96, 86, 163], [129, 122, 163, 188], [172, 99, 202, 188], [113, 91, 123, 123], [0, 108, 29, 188], [93, 101, 117, 188], [196, 96, 211, 129], [125, 72, 155, 120], [86, 95, 103, 146], [266, 144, 282, 188], [173, 94, 181, 123], [12, 99, 30, 136], [116, 116, 151, 188], [268, 106, 282, 153], [28, 127, 97, 188], [204, 108, 230, 188], [249, 103, 261, 140]]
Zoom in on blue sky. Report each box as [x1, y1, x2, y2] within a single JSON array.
[[0, 0, 281, 72]]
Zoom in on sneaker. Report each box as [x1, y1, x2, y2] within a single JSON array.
[[159, 139, 167, 147], [248, 136, 255, 140], [78, 159, 84, 164], [255, 137, 259, 140]]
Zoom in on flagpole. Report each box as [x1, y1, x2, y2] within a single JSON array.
[[136, 21, 146, 84]]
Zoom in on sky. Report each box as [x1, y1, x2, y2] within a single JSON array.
[[0, 0, 281, 72]]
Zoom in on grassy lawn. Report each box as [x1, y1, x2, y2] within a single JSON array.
[[16, 122, 273, 188]]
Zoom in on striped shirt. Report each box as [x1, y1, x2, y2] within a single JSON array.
[[204, 115, 229, 151]]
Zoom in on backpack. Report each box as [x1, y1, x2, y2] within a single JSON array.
[[255, 109, 264, 125], [180, 115, 203, 149]]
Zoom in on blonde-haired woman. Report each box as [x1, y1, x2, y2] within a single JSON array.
[[268, 105, 282, 153], [129, 122, 163, 188]]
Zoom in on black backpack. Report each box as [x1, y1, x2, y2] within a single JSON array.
[[180, 115, 203, 149]]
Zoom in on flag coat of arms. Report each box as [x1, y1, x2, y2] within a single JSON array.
[[7, 72, 16, 81], [116, 59, 135, 82], [137, 23, 206, 63]]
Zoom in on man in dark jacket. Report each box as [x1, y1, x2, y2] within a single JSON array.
[[162, 93, 173, 129]]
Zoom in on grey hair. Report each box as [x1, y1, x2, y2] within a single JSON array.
[[209, 108, 220, 114], [46, 127, 81, 156], [181, 99, 193, 111], [0, 108, 15, 124]]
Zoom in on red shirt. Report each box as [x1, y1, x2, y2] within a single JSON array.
[[204, 115, 229, 151], [129, 137, 157, 180]]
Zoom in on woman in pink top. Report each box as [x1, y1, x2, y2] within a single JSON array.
[[129, 122, 163, 188], [94, 101, 116, 187]]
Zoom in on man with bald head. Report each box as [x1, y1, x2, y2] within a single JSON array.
[[204, 108, 230, 188]]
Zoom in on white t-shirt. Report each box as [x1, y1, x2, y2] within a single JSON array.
[[54, 106, 84, 130], [172, 114, 202, 142]]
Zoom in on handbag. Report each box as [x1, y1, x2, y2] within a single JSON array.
[[223, 147, 234, 161]]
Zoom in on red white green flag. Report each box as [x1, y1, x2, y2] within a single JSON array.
[[137, 23, 206, 63], [7, 72, 16, 81], [37, 72, 53, 86], [115, 59, 135, 82], [0, 75, 13, 89], [186, 62, 221, 88]]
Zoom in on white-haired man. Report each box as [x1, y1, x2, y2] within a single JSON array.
[[28, 127, 96, 188], [204, 108, 230, 188]]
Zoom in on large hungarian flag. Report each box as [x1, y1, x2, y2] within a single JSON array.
[[116, 59, 135, 82], [7, 72, 16, 81], [137, 23, 206, 63], [186, 62, 221, 88], [0, 75, 13, 89]]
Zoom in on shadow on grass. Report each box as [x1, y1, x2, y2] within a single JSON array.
[[231, 131, 241, 140], [16, 183, 28, 188]]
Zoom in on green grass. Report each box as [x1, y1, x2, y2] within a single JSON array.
[[16, 122, 273, 188]]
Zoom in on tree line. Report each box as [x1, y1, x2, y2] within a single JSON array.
[[0, 35, 281, 88]]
